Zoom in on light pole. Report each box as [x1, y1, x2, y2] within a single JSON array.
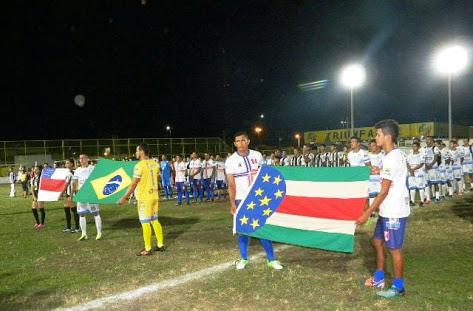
[[340, 64, 366, 137], [166, 125, 172, 156], [260, 114, 264, 119], [254, 126, 262, 147], [294, 134, 301, 148], [433, 44, 468, 141]]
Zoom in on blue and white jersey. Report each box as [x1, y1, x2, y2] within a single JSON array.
[[423, 146, 440, 169], [189, 159, 202, 180], [225, 150, 262, 200], [450, 148, 464, 166], [201, 159, 215, 179], [160, 160, 172, 179], [348, 149, 370, 167], [369, 151, 384, 169], [460, 145, 472, 164]]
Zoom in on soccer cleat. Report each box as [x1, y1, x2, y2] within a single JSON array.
[[33, 224, 40, 229], [78, 234, 88, 241], [409, 201, 415, 206], [136, 249, 152, 256], [37, 224, 45, 230], [235, 259, 249, 270], [376, 285, 405, 298], [154, 245, 166, 252], [267, 260, 283, 270], [364, 276, 385, 289], [419, 201, 424, 207], [96, 233, 102, 240], [63, 228, 71, 233]]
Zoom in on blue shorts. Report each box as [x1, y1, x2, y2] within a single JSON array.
[[373, 216, 407, 249], [216, 180, 225, 189]]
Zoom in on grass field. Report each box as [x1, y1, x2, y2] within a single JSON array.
[[1, 184, 472, 310]]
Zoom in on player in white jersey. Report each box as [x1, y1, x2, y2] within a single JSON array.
[[423, 136, 441, 203], [449, 140, 464, 195], [367, 139, 384, 205], [438, 142, 451, 198], [188, 152, 203, 203], [406, 142, 425, 206], [201, 153, 215, 201], [214, 155, 226, 200], [226, 131, 283, 270], [73, 154, 102, 241], [348, 136, 371, 167], [460, 138, 473, 191], [174, 155, 190, 205], [357, 119, 409, 298]]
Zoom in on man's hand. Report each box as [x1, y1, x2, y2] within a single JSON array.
[[230, 203, 237, 215], [117, 196, 128, 205], [355, 210, 372, 226]]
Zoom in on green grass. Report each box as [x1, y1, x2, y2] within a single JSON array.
[[1, 184, 472, 310]]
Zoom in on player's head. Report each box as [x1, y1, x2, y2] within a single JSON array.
[[449, 139, 457, 149], [215, 154, 221, 161], [191, 152, 197, 159], [412, 141, 420, 152], [350, 136, 361, 150], [135, 143, 150, 160], [204, 153, 210, 160], [426, 136, 434, 146], [233, 131, 250, 153], [65, 158, 75, 169], [463, 138, 470, 145], [176, 155, 182, 162], [369, 139, 378, 153], [374, 119, 399, 147], [79, 154, 89, 167], [161, 154, 167, 161]]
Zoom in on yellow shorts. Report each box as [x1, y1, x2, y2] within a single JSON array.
[[137, 199, 159, 224]]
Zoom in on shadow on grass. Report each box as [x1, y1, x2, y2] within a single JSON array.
[[108, 216, 200, 246], [0, 288, 65, 311], [0, 206, 63, 216], [451, 197, 473, 223]]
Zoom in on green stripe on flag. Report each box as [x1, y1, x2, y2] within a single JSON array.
[[246, 224, 355, 253], [277, 166, 370, 182]]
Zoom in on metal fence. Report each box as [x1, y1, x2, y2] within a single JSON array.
[[0, 137, 232, 165]]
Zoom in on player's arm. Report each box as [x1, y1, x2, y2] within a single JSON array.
[[356, 178, 392, 226], [226, 174, 237, 215], [118, 177, 140, 205]]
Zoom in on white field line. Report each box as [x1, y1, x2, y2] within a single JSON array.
[[57, 245, 291, 311]]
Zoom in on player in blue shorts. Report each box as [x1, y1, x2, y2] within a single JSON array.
[[357, 119, 410, 298], [160, 155, 173, 200]]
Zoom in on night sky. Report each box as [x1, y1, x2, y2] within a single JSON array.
[[4, 1, 473, 143]]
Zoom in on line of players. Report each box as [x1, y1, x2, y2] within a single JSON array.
[[157, 152, 228, 205]]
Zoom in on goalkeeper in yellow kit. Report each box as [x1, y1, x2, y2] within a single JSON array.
[[118, 143, 164, 256]]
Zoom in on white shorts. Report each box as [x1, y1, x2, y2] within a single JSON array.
[[77, 202, 100, 216], [368, 175, 381, 198], [446, 167, 454, 181], [452, 165, 463, 180], [438, 165, 447, 184], [427, 168, 440, 184], [462, 163, 472, 175], [408, 172, 425, 190]]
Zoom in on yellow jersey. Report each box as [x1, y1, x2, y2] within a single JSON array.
[[134, 159, 159, 201]]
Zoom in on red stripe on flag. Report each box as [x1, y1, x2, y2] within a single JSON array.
[[276, 195, 366, 221], [40, 179, 67, 192]]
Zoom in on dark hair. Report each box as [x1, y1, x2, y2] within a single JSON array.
[[350, 136, 360, 142], [450, 139, 457, 144], [412, 142, 420, 147], [137, 143, 150, 156], [369, 139, 376, 144], [374, 119, 399, 143], [233, 131, 249, 139]]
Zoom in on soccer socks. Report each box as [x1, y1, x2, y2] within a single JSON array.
[[39, 208, 45, 225], [94, 214, 102, 235], [237, 236, 275, 261], [71, 207, 79, 228], [259, 239, 275, 262], [64, 207, 71, 229], [374, 270, 385, 282], [392, 278, 405, 290], [151, 220, 164, 247], [409, 190, 416, 203], [425, 186, 431, 201], [141, 223, 152, 251], [32, 209, 40, 224], [435, 191, 440, 200], [238, 235, 249, 260], [419, 189, 425, 202], [79, 216, 87, 236]]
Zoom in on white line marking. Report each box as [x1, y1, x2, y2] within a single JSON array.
[[57, 245, 290, 311]]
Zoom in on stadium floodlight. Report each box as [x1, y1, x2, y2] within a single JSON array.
[[260, 114, 264, 119], [340, 64, 366, 136], [294, 133, 301, 148], [433, 44, 469, 141], [254, 126, 262, 135]]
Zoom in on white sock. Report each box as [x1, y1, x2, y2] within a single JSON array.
[[448, 185, 453, 196], [80, 216, 87, 236], [94, 215, 102, 235], [458, 180, 464, 193], [425, 187, 431, 201], [419, 189, 425, 202], [435, 191, 440, 200], [410, 190, 416, 203]]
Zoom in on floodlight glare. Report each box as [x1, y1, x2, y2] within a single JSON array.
[[434, 45, 468, 75], [340, 64, 366, 89]]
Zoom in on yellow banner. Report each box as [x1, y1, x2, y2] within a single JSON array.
[[304, 122, 434, 143]]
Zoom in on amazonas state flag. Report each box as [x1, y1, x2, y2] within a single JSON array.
[[73, 159, 137, 204], [234, 165, 370, 253]]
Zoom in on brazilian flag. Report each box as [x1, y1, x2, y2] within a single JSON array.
[[73, 159, 137, 204]]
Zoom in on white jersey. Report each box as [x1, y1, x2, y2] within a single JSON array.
[[379, 149, 410, 218], [460, 146, 472, 164], [201, 159, 215, 179], [174, 161, 187, 183], [440, 148, 449, 166], [189, 159, 202, 180], [215, 161, 226, 181], [225, 149, 262, 200], [348, 149, 370, 167], [369, 151, 384, 168], [450, 148, 464, 166], [407, 152, 424, 172], [73, 165, 95, 190], [423, 146, 440, 169]]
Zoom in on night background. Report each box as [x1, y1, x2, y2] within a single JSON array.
[[4, 0, 473, 143]]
